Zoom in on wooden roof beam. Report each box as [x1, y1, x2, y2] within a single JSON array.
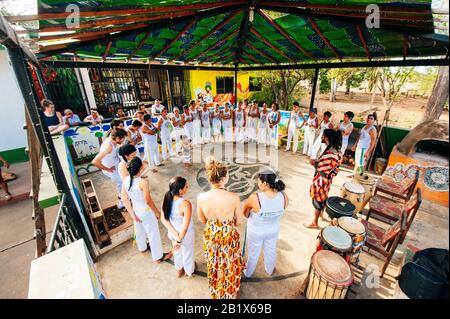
[[258, 9, 315, 62], [242, 52, 261, 64], [200, 42, 237, 63], [169, 9, 242, 62], [307, 17, 342, 61], [356, 26, 371, 61], [250, 27, 294, 62], [102, 40, 112, 61], [246, 42, 277, 64]]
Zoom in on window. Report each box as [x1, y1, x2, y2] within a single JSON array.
[[249, 77, 262, 92], [216, 76, 234, 94]]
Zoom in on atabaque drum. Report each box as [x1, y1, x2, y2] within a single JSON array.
[[340, 182, 365, 213], [325, 196, 356, 220], [352, 173, 377, 209], [317, 226, 353, 263], [337, 217, 367, 264], [306, 250, 354, 299]]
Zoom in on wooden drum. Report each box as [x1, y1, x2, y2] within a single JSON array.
[[317, 226, 353, 263], [306, 250, 354, 299], [352, 173, 377, 210], [340, 182, 366, 213], [337, 217, 366, 264]]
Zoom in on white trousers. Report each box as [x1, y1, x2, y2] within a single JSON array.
[[269, 125, 279, 149], [354, 146, 367, 174], [202, 126, 211, 143], [223, 121, 233, 142], [192, 120, 202, 145], [286, 125, 299, 153], [235, 126, 245, 143], [169, 228, 195, 276], [102, 169, 122, 199], [302, 127, 316, 156], [311, 133, 326, 160], [244, 229, 279, 277], [175, 128, 184, 153], [212, 120, 222, 136], [341, 136, 349, 154], [144, 140, 160, 167], [160, 132, 174, 160], [134, 207, 163, 261], [184, 123, 193, 141], [247, 118, 258, 141], [258, 126, 268, 145]]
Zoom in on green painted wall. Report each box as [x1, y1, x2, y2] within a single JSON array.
[[0, 147, 29, 164]]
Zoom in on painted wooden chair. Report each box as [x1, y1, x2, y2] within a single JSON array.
[[374, 169, 420, 203], [362, 210, 408, 277]]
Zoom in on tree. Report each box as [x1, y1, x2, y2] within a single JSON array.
[[327, 68, 366, 102], [421, 65, 449, 123]]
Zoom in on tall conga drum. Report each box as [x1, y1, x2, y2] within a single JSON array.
[[325, 196, 356, 219], [340, 182, 366, 213], [337, 217, 366, 264], [317, 226, 353, 262], [306, 250, 354, 299], [353, 173, 377, 209]]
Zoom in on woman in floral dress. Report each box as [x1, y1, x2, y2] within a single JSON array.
[[197, 156, 245, 299]]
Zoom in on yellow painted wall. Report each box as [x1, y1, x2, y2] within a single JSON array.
[[189, 70, 258, 103]]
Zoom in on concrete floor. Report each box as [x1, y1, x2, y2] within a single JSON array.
[[89, 143, 449, 299], [0, 162, 59, 299]]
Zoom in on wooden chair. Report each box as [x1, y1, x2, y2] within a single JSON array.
[[374, 169, 419, 203], [362, 210, 407, 277]]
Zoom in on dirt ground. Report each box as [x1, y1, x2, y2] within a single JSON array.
[[300, 92, 449, 129]]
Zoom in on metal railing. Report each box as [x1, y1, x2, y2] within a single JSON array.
[[47, 195, 75, 253]]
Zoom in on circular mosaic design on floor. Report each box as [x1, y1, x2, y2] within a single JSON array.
[[196, 160, 277, 200]]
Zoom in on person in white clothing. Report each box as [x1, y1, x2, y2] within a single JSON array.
[[141, 114, 162, 171], [351, 113, 377, 175], [118, 144, 147, 181], [221, 102, 233, 142], [181, 105, 194, 142], [285, 101, 306, 153], [302, 108, 319, 156], [310, 111, 333, 162], [157, 108, 175, 161], [151, 99, 164, 117], [339, 111, 355, 155], [234, 101, 247, 143], [125, 120, 143, 146], [268, 103, 281, 149], [211, 103, 223, 143], [247, 101, 260, 143], [92, 129, 127, 208], [258, 103, 269, 145], [121, 157, 172, 262], [189, 100, 202, 145], [242, 172, 289, 277], [172, 107, 185, 154], [161, 176, 196, 277], [200, 103, 212, 144]]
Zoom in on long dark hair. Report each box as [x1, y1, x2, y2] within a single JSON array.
[[118, 144, 136, 162], [162, 176, 187, 220], [323, 129, 342, 153], [127, 157, 143, 191], [258, 171, 286, 192]]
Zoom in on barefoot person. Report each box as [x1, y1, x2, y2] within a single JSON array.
[[268, 103, 281, 149], [122, 157, 172, 262], [242, 172, 288, 278], [161, 176, 196, 277], [92, 128, 127, 209], [141, 114, 161, 172], [197, 156, 244, 299], [352, 113, 377, 175], [181, 105, 194, 142], [157, 108, 175, 161], [305, 129, 343, 229], [41, 99, 69, 135], [0, 155, 11, 200], [211, 103, 222, 143], [172, 107, 184, 154], [285, 102, 306, 154]]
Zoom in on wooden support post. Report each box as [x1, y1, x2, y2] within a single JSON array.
[[309, 68, 319, 111], [25, 106, 47, 257], [234, 68, 238, 105]]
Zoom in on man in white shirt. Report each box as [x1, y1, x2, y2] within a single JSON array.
[[151, 99, 165, 117], [84, 109, 104, 125], [63, 109, 81, 126]]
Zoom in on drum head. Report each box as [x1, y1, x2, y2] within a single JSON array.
[[338, 217, 366, 235], [343, 182, 365, 194], [321, 226, 353, 251], [326, 197, 355, 216], [312, 250, 353, 286], [354, 173, 376, 185]]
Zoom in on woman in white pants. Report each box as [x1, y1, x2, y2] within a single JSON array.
[[182, 105, 194, 141], [339, 111, 355, 155], [121, 157, 172, 262], [190, 101, 202, 145], [172, 107, 184, 154], [258, 103, 269, 145], [310, 111, 333, 161], [234, 101, 246, 143], [157, 108, 175, 161], [247, 101, 260, 143], [242, 172, 288, 277], [302, 108, 318, 156], [221, 102, 233, 142], [161, 176, 196, 277], [200, 103, 212, 143], [268, 103, 281, 149], [211, 103, 222, 143], [141, 114, 161, 170], [285, 102, 306, 154]]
